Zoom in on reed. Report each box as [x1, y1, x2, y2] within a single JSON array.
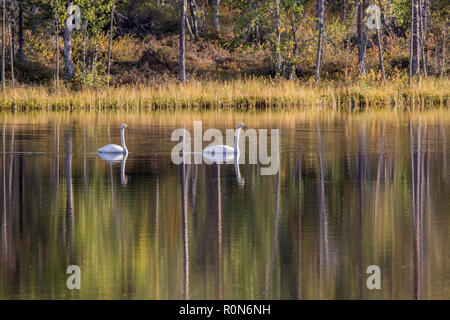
[[0, 78, 448, 110]]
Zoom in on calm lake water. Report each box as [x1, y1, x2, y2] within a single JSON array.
[[0, 110, 449, 300]]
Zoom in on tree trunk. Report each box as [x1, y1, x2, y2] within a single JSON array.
[[409, 0, 414, 85], [185, 14, 194, 39], [344, 0, 350, 79], [411, 0, 420, 77], [441, 23, 446, 78], [315, 0, 325, 83], [289, 12, 298, 80], [8, 22, 14, 87], [189, 0, 198, 39], [376, 29, 385, 81], [2, 0, 5, 92], [180, 0, 186, 82], [17, 2, 24, 64], [82, 22, 87, 89], [414, 0, 421, 85], [356, 0, 366, 74], [212, 0, 220, 34], [275, 0, 281, 78], [375, 0, 385, 82], [64, 0, 75, 80], [376, 27, 386, 82], [200, 0, 206, 33], [434, 39, 439, 81], [418, 0, 427, 77], [107, 0, 116, 88], [55, 2, 60, 90]]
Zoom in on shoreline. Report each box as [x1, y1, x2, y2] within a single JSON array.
[[0, 78, 448, 111]]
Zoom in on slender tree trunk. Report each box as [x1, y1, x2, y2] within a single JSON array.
[[423, 0, 430, 71], [376, 0, 385, 82], [212, 0, 220, 34], [356, 0, 366, 74], [189, 0, 198, 39], [289, 12, 298, 80], [107, 0, 116, 88], [82, 22, 87, 89], [200, 0, 206, 33], [185, 14, 194, 39], [434, 39, 439, 82], [441, 23, 446, 78], [2, 0, 6, 92], [315, 0, 325, 83], [8, 22, 14, 87], [411, 0, 420, 77], [275, 0, 281, 78], [414, 0, 421, 86], [10, 12, 14, 58], [418, 0, 427, 77], [180, 0, 186, 82], [409, 0, 414, 85], [55, 2, 60, 90], [344, 0, 350, 79], [376, 28, 386, 82], [64, 0, 74, 80], [17, 2, 24, 64]]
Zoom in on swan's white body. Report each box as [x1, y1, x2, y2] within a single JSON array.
[[202, 123, 247, 158], [98, 144, 125, 154], [203, 144, 235, 155], [98, 152, 126, 163], [98, 124, 129, 154], [203, 150, 235, 164]]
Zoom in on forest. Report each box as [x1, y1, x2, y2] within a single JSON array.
[[0, 0, 447, 109]]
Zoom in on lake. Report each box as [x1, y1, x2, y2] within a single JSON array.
[[0, 110, 449, 299]]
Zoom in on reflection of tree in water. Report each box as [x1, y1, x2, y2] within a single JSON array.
[[180, 160, 189, 300], [316, 122, 330, 299], [0, 114, 449, 299], [410, 119, 427, 300], [265, 171, 281, 300], [64, 131, 74, 267]]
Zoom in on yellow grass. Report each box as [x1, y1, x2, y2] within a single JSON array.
[[0, 78, 448, 110]]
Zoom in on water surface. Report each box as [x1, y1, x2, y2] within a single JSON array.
[[0, 110, 449, 299]]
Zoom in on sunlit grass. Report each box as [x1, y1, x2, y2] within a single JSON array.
[[0, 78, 448, 110]]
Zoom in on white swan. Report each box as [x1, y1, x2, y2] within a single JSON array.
[[203, 122, 247, 157], [98, 124, 129, 154]]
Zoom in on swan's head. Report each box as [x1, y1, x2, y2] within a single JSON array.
[[238, 122, 248, 130], [121, 124, 129, 130]]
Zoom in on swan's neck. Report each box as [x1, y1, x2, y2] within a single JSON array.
[[234, 127, 242, 154], [121, 128, 128, 154]]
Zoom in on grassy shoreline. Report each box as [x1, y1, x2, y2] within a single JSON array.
[[0, 78, 448, 111]]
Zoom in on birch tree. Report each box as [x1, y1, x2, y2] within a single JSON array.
[[212, 0, 219, 33], [275, 0, 281, 78], [2, 0, 6, 92], [180, 0, 186, 82], [315, 0, 325, 83], [64, 0, 75, 79]]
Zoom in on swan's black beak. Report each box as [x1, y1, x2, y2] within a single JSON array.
[[243, 124, 248, 129]]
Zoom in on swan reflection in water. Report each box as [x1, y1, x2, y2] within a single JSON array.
[[202, 152, 245, 186], [98, 152, 129, 185]]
